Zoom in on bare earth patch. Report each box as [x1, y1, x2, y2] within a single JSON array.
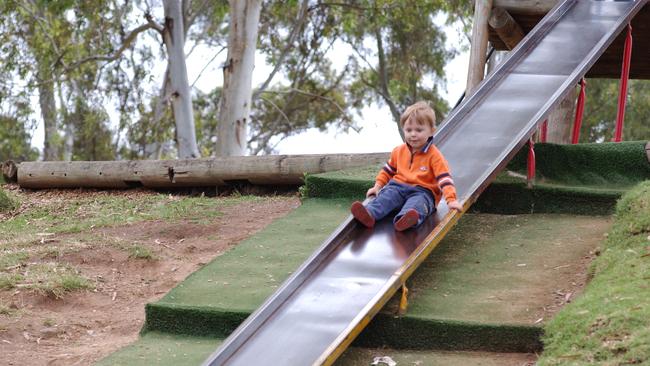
[[0, 187, 300, 366]]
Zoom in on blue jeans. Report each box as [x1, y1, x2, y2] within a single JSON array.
[[366, 181, 436, 227]]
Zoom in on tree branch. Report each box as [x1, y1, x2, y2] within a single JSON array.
[[63, 21, 159, 73], [260, 88, 349, 122], [253, 0, 310, 101], [190, 46, 227, 88], [374, 25, 402, 133], [260, 96, 292, 126]]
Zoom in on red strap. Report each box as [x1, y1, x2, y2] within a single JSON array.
[[527, 138, 535, 187], [571, 78, 586, 144], [615, 24, 633, 142]]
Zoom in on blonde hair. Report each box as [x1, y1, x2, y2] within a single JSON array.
[[399, 101, 436, 128]]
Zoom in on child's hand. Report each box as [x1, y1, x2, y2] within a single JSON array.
[[447, 200, 462, 212], [366, 184, 381, 197]]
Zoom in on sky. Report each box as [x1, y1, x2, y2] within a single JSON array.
[[29, 15, 470, 156], [229, 17, 469, 155]]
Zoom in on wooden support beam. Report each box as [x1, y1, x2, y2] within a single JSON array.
[[489, 7, 525, 50], [493, 0, 559, 15], [466, 0, 493, 95], [16, 153, 389, 189]]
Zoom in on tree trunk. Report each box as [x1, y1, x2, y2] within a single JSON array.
[[216, 0, 262, 156], [37, 67, 60, 161], [163, 0, 200, 159], [56, 80, 74, 161], [545, 87, 577, 144]]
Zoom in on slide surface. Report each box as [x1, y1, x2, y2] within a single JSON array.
[[203, 1, 647, 365]]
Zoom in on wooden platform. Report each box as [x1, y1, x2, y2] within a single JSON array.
[[490, 1, 650, 79]]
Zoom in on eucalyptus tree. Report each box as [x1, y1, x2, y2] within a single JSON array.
[[248, 0, 356, 155], [215, 0, 263, 156], [215, 0, 470, 154], [0, 115, 39, 162], [329, 0, 472, 138], [127, 0, 227, 159], [0, 1, 66, 160], [159, 0, 200, 158], [0, 0, 150, 160]]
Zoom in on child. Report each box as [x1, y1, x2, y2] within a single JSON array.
[[351, 101, 462, 231]]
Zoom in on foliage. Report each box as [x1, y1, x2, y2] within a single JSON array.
[[248, 0, 472, 152], [193, 88, 220, 157], [582, 79, 650, 142], [538, 181, 650, 365], [68, 98, 116, 160], [1, 0, 474, 157], [333, 0, 472, 135], [0, 115, 38, 162]]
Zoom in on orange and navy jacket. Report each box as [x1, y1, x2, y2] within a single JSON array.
[[376, 137, 457, 205]]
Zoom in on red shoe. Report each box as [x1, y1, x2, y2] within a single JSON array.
[[351, 201, 375, 228], [394, 209, 419, 231]]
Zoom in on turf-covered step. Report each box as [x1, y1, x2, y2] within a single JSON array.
[[338, 347, 536, 366], [98, 331, 536, 366], [303, 142, 649, 215], [141, 198, 609, 353]]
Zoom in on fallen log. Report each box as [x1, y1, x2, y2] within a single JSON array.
[[2, 160, 18, 183], [17, 153, 389, 189]]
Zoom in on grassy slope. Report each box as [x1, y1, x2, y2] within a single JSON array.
[[538, 182, 650, 365], [0, 188, 15, 213], [0, 191, 267, 296]]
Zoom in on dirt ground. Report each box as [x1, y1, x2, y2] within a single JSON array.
[[0, 188, 300, 366]]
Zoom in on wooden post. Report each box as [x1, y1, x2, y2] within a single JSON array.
[[466, 0, 493, 95], [489, 7, 525, 50]]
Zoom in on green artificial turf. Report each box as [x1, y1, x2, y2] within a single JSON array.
[[303, 142, 648, 215], [143, 198, 352, 337], [99, 332, 534, 366], [141, 196, 609, 352], [96, 332, 221, 366], [508, 141, 650, 188], [537, 181, 650, 365], [471, 181, 622, 215], [338, 348, 536, 366], [354, 213, 609, 352]]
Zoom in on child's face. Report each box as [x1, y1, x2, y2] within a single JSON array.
[[402, 119, 434, 150]]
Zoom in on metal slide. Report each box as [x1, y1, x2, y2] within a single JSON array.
[[203, 1, 646, 365]]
